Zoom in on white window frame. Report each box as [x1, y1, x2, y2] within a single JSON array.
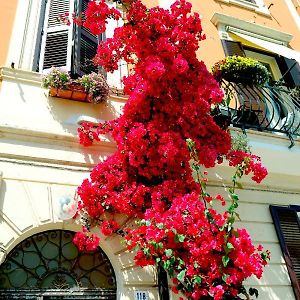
[[214, 0, 270, 15]]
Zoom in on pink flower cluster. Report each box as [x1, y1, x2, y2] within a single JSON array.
[[73, 231, 100, 251], [126, 193, 269, 299], [73, 0, 269, 298], [227, 150, 268, 183], [75, 0, 121, 35]]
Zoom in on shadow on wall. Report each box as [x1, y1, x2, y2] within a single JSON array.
[[247, 263, 295, 300], [46, 95, 119, 136]]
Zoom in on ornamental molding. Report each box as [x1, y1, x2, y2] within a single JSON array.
[[211, 13, 293, 43], [0, 125, 116, 169], [0, 67, 41, 85]]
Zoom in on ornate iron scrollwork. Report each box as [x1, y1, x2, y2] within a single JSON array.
[[0, 230, 116, 298]]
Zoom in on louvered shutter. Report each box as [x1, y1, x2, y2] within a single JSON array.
[[221, 40, 246, 57], [39, 0, 72, 71], [270, 205, 300, 299], [72, 0, 100, 76]]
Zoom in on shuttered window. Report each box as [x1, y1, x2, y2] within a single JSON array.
[[39, 0, 100, 76], [39, 0, 71, 71], [270, 205, 300, 299]]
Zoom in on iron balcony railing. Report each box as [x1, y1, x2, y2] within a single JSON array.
[[214, 80, 300, 147]]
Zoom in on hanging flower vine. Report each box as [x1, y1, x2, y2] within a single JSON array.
[[72, 1, 269, 299]]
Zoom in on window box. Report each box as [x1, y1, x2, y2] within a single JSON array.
[[43, 69, 109, 104], [49, 85, 91, 103]]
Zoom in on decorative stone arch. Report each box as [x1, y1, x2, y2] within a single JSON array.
[[0, 219, 159, 299], [0, 186, 159, 300], [0, 228, 117, 299]]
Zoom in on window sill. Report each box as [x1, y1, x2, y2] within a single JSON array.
[[215, 0, 270, 16]]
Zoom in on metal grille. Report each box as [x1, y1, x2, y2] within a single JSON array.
[[48, 0, 70, 28], [43, 32, 69, 69], [216, 80, 300, 145], [0, 230, 116, 293]]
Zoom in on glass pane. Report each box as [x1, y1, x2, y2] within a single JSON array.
[[0, 230, 116, 291]]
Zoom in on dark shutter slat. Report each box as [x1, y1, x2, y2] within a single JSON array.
[[221, 40, 246, 57], [270, 206, 300, 299], [79, 35, 98, 74], [43, 32, 68, 69]]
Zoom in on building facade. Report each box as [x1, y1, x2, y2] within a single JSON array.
[[0, 0, 299, 299]]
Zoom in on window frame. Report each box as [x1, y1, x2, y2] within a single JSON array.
[[214, 0, 270, 16]]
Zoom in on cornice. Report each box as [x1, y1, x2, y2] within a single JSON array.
[[211, 13, 293, 43]]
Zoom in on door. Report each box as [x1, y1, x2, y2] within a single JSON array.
[[0, 230, 117, 300]]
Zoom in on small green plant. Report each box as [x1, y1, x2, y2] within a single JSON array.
[[78, 72, 109, 104], [231, 133, 251, 153], [42, 67, 71, 89], [212, 56, 270, 86]]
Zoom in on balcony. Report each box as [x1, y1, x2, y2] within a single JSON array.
[[215, 80, 300, 147]]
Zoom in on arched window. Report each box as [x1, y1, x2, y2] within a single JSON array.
[[0, 230, 116, 299]]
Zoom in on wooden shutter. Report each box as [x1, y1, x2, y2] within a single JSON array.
[[270, 205, 300, 299], [72, 0, 100, 76], [221, 40, 246, 57], [39, 0, 72, 71]]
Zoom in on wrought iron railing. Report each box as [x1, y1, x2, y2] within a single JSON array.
[[214, 80, 300, 147]]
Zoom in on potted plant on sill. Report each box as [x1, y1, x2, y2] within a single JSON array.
[[77, 72, 109, 104], [42, 67, 72, 98], [211, 56, 270, 86], [42, 68, 109, 104]]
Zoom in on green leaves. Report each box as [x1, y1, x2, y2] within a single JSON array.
[[175, 234, 185, 243], [193, 275, 202, 284], [222, 255, 230, 267], [177, 269, 186, 282], [165, 249, 173, 257]]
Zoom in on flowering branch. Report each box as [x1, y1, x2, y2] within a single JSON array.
[[72, 1, 270, 299]]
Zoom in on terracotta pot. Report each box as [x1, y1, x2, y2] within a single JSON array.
[[49, 87, 58, 97], [71, 90, 88, 101], [57, 88, 73, 98]]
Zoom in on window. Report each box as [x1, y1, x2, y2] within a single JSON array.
[[270, 205, 300, 299], [36, 0, 101, 76], [0, 230, 117, 299], [221, 39, 300, 87]]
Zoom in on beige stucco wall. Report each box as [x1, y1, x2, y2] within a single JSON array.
[[155, 0, 300, 68], [0, 0, 18, 67], [0, 67, 300, 299], [0, 1, 300, 299]]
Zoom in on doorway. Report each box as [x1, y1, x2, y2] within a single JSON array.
[[0, 230, 117, 300]]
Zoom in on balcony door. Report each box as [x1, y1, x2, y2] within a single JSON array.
[[243, 50, 289, 130]]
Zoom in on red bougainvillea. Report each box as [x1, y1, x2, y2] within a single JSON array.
[[73, 1, 269, 299]]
